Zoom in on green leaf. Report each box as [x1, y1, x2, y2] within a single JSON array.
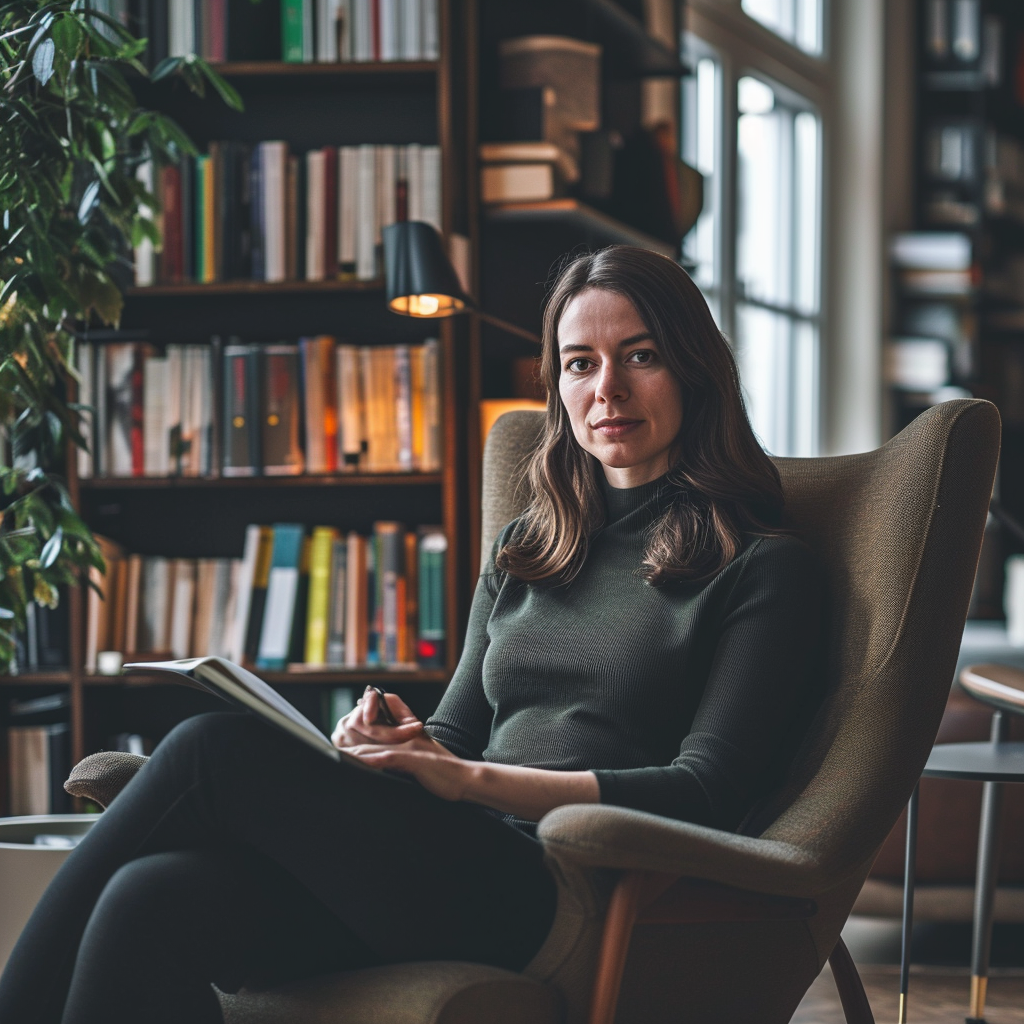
[[150, 56, 182, 83], [50, 14, 82, 58], [31, 36, 54, 84], [198, 60, 243, 111], [77, 178, 100, 222], [38, 524, 62, 568]]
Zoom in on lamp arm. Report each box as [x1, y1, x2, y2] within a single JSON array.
[[475, 310, 541, 346]]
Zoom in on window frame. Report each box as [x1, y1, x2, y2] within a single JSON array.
[[685, 0, 834, 454]]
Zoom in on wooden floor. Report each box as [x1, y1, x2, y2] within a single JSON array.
[[793, 964, 1024, 1023], [791, 919, 1024, 1023]]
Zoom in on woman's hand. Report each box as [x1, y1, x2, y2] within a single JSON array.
[[343, 733, 476, 802], [330, 687, 426, 749]]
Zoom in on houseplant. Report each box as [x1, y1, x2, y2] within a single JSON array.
[[0, 0, 240, 670]]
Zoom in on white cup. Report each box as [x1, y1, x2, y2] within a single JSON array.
[[96, 650, 123, 676]]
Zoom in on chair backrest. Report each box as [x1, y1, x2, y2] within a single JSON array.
[[480, 400, 1000, 886]]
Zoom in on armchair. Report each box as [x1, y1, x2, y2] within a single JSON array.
[[66, 398, 1000, 1024]]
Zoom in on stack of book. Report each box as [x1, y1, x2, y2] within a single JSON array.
[[890, 232, 975, 296], [89, 0, 438, 65], [85, 522, 447, 673], [282, 0, 439, 63], [7, 693, 72, 816], [135, 142, 442, 286], [75, 337, 442, 479]]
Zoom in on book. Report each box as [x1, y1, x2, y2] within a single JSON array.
[[243, 525, 276, 663], [481, 163, 559, 204], [479, 141, 580, 183], [282, 0, 305, 62], [325, 534, 348, 665], [260, 344, 304, 475], [417, 525, 446, 667], [304, 526, 339, 664], [122, 656, 368, 765], [256, 523, 305, 670], [222, 342, 261, 476]]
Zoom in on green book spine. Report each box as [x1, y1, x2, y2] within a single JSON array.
[[281, 0, 304, 62]]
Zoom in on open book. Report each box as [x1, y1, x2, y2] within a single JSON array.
[[123, 656, 362, 766]]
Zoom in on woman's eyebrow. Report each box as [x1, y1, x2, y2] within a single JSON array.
[[558, 332, 654, 354]]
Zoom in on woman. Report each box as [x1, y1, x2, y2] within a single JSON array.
[[0, 245, 822, 1024]]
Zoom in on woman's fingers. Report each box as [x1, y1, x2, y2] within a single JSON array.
[[331, 691, 425, 749]]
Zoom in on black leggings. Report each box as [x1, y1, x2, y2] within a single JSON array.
[[0, 712, 558, 1024]]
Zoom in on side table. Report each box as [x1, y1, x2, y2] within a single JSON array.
[[900, 710, 1024, 1023]]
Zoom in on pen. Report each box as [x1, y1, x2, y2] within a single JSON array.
[[368, 685, 398, 726]]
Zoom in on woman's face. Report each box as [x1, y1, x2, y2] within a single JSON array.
[[557, 287, 684, 489]]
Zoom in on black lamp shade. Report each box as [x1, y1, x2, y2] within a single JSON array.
[[383, 221, 473, 317]]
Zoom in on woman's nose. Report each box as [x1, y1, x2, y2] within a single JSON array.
[[594, 362, 627, 402]]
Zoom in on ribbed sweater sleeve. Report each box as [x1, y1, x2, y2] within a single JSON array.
[[591, 537, 823, 830]]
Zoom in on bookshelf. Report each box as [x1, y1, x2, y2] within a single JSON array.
[[484, 198, 678, 256], [889, 0, 1024, 618], [0, 0, 476, 816], [1, 0, 691, 816], [469, 0, 689, 571]]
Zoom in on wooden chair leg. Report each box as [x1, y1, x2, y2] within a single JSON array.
[[587, 873, 646, 1024], [828, 936, 875, 1024]]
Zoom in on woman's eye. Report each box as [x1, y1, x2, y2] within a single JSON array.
[[565, 357, 591, 373], [629, 350, 655, 364]]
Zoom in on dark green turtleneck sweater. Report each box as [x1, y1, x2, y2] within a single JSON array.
[[426, 475, 823, 834]]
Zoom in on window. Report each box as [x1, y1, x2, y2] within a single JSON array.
[[682, 55, 721, 314], [734, 77, 820, 456], [683, 2, 828, 457], [741, 0, 824, 56]]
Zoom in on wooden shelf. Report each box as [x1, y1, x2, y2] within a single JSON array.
[[84, 669, 448, 686], [126, 278, 383, 297], [210, 60, 438, 78], [0, 672, 72, 686], [485, 199, 678, 257], [79, 472, 443, 491], [576, 0, 688, 78]]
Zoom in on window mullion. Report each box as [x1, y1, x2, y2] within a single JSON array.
[[719, 56, 740, 342]]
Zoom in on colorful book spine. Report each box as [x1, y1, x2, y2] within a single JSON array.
[[243, 526, 276, 663], [256, 523, 305, 670], [417, 526, 446, 667], [260, 344, 304, 475], [222, 342, 261, 476], [304, 526, 339, 664], [281, 0, 305, 61], [325, 535, 348, 665]]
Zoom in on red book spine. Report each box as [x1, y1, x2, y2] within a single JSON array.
[[159, 165, 183, 284], [322, 146, 338, 278], [209, 0, 227, 62], [130, 345, 145, 477], [371, 0, 380, 61]]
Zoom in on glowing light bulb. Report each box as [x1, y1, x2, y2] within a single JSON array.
[[414, 294, 440, 316]]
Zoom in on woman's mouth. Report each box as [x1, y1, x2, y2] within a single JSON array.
[[592, 419, 642, 438]]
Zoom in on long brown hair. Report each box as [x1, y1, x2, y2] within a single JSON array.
[[496, 245, 785, 585]]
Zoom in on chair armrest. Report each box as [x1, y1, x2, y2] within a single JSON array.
[[537, 803, 825, 898], [64, 751, 149, 809]]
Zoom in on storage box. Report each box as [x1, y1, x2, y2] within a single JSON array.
[[499, 36, 602, 133]]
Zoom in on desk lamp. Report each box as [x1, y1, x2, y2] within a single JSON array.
[[382, 221, 541, 344]]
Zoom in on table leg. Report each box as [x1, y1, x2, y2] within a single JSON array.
[[900, 783, 919, 1024], [967, 711, 1008, 1024]]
